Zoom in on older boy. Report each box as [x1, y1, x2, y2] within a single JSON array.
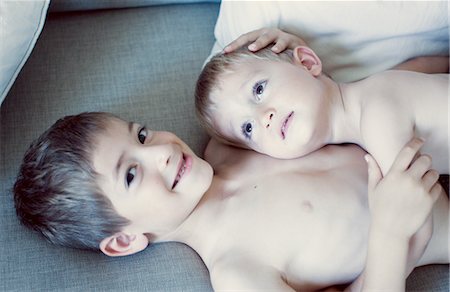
[[14, 112, 447, 291], [195, 41, 449, 176]]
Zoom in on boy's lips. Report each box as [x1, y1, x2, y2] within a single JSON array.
[[172, 153, 192, 189], [281, 111, 294, 140]]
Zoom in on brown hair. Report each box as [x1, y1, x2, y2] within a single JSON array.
[[14, 112, 130, 250]]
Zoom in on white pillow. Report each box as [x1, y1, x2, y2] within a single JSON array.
[[210, 1, 449, 82], [0, 0, 50, 106]]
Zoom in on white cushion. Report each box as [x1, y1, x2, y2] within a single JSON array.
[[0, 0, 50, 106], [210, 1, 449, 82]]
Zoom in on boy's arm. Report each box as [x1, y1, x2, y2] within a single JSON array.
[[210, 256, 295, 291], [356, 138, 441, 291], [223, 27, 307, 54], [392, 56, 449, 74], [361, 99, 415, 176]]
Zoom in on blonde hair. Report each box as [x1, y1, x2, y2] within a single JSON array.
[[195, 47, 293, 147]]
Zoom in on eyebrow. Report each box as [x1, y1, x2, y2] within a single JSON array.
[[114, 121, 135, 183]]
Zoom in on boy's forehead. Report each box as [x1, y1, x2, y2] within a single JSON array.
[[91, 119, 128, 188], [220, 62, 256, 88], [103, 117, 133, 135], [93, 118, 130, 154]]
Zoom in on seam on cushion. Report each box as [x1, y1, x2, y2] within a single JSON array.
[[0, 0, 50, 104]]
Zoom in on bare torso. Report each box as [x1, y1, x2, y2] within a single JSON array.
[[185, 144, 369, 290], [178, 139, 449, 291]]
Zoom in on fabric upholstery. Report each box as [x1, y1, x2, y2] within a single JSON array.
[[49, 0, 220, 12], [1, 3, 218, 291]]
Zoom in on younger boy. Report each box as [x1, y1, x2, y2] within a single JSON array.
[[195, 39, 449, 176], [14, 112, 448, 291]]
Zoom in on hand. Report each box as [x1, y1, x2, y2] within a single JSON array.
[[223, 27, 307, 54], [366, 137, 441, 239]]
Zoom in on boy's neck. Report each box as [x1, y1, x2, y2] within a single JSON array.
[[323, 76, 363, 145], [155, 178, 225, 266]]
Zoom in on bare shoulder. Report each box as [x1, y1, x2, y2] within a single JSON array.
[[210, 141, 367, 181], [366, 70, 447, 81], [362, 70, 448, 101], [204, 138, 261, 173]]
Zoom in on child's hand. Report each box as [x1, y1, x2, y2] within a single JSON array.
[[223, 28, 307, 54], [366, 137, 442, 240]]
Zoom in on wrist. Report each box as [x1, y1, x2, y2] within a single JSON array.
[[369, 222, 412, 243], [364, 227, 410, 291]]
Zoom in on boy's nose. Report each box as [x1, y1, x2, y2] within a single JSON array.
[[139, 143, 179, 172], [260, 110, 275, 129]]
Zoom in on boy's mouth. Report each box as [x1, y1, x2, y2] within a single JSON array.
[[172, 153, 191, 189], [281, 111, 294, 140]]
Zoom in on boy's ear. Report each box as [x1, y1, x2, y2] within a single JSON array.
[[100, 232, 148, 257], [292, 46, 322, 77]]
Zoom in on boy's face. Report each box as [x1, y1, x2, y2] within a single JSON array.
[[92, 118, 213, 237], [210, 58, 330, 158]]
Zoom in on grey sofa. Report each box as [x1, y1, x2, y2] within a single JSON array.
[[0, 1, 448, 291]]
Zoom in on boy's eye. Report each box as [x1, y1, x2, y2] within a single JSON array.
[[126, 166, 136, 187], [138, 127, 147, 144], [241, 121, 254, 139], [252, 80, 267, 101]]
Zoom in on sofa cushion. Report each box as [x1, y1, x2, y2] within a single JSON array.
[[1, 3, 219, 290], [210, 1, 449, 82], [49, 0, 220, 12], [0, 0, 49, 106]]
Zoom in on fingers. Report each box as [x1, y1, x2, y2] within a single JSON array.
[[224, 27, 308, 54], [224, 29, 268, 53], [421, 169, 440, 191], [429, 182, 443, 202], [224, 28, 287, 53], [407, 154, 432, 178], [366, 154, 383, 189], [247, 28, 283, 52], [390, 137, 425, 172], [270, 39, 288, 53]]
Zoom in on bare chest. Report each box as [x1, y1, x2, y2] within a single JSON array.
[[209, 171, 370, 288]]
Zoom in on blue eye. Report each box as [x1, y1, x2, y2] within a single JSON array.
[[241, 121, 254, 139], [138, 127, 147, 144], [126, 166, 136, 187], [252, 80, 267, 101]]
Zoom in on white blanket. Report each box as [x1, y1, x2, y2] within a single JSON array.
[[210, 1, 449, 82]]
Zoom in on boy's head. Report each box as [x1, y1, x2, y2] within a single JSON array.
[[14, 112, 214, 256], [14, 112, 130, 251], [195, 46, 333, 159]]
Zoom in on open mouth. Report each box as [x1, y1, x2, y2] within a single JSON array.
[[281, 111, 294, 140], [172, 153, 191, 189]]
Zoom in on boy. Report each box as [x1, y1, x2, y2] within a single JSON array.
[[195, 34, 449, 176], [14, 112, 447, 291]]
